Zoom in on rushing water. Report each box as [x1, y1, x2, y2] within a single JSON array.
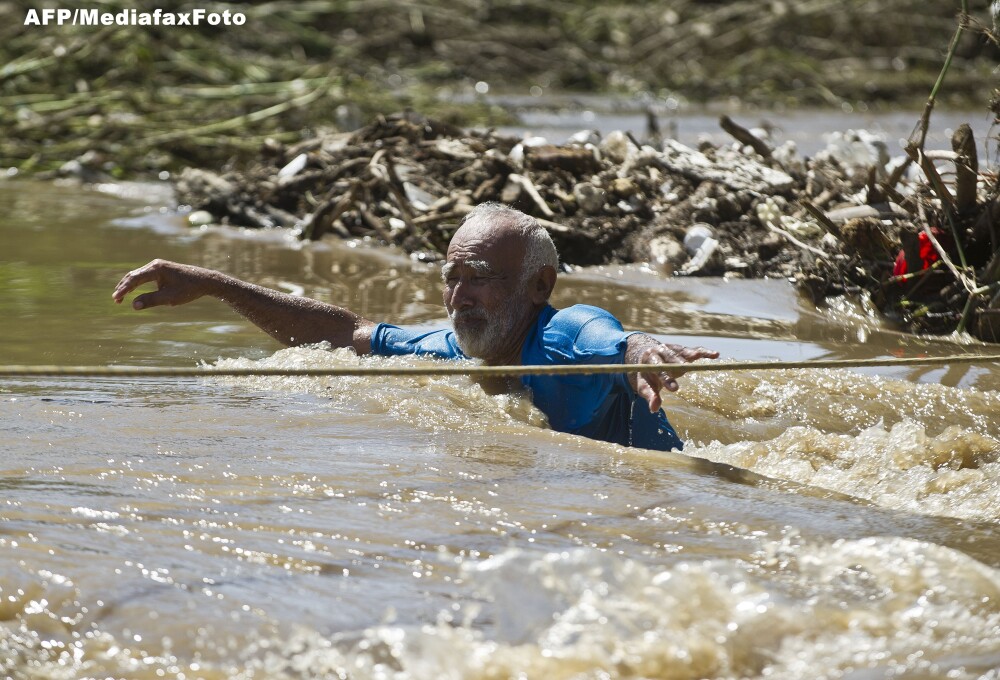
[[2, 179, 1000, 679]]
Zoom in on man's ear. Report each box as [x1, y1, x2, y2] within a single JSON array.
[[530, 265, 557, 304]]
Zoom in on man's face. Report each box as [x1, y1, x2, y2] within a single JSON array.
[[442, 222, 529, 361]]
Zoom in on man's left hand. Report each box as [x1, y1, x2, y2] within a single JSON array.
[[625, 335, 719, 413]]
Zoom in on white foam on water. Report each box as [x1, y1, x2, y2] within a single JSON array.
[[212, 348, 1000, 523], [5, 356, 1000, 679], [125, 538, 999, 679], [693, 419, 1000, 522], [679, 366, 1000, 522], [682, 366, 1000, 439], [70, 507, 121, 521], [212, 345, 549, 435]]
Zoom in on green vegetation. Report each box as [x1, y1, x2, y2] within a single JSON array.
[[1, 0, 997, 178]]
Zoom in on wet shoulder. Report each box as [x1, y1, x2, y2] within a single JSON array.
[[531, 305, 628, 363]]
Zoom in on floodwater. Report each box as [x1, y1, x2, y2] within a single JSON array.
[[2, 178, 1000, 679], [490, 95, 996, 157]]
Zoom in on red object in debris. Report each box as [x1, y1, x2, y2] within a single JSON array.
[[893, 250, 907, 276], [918, 232, 940, 268], [893, 231, 940, 276]]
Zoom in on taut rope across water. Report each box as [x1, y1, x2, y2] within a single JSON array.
[[1, 353, 999, 379]]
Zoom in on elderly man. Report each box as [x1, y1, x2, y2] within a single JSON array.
[[113, 203, 717, 451]]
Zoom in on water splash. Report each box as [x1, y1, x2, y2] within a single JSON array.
[[148, 541, 1000, 678], [212, 345, 549, 433], [692, 417, 999, 523]]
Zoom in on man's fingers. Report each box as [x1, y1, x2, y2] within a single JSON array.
[[112, 267, 157, 304], [642, 370, 678, 393], [131, 289, 171, 310], [637, 371, 678, 412], [112, 276, 135, 303], [636, 375, 662, 413], [628, 340, 720, 409], [635, 352, 680, 411], [679, 346, 720, 361], [663, 345, 719, 362], [640, 349, 681, 388]]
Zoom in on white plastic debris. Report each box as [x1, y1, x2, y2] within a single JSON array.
[[601, 130, 639, 165], [756, 197, 823, 239], [683, 223, 715, 254], [509, 136, 548, 169], [573, 182, 606, 214], [567, 129, 601, 146], [680, 223, 719, 275], [277, 153, 308, 179], [388, 217, 407, 235], [187, 210, 214, 227], [816, 129, 890, 177], [403, 182, 435, 211]]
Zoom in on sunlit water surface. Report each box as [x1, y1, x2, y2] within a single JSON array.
[[2, 180, 999, 679]]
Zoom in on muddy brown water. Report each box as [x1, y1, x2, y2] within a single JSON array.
[[2, 179, 999, 678]]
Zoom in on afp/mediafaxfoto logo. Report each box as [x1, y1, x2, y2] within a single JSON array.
[[24, 7, 247, 27]]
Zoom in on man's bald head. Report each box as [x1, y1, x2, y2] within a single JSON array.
[[454, 203, 558, 287]]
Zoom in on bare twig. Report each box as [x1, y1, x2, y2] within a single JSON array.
[[957, 283, 1000, 334], [801, 200, 840, 237], [506, 173, 555, 218], [719, 115, 772, 159], [920, 218, 974, 293], [907, 1, 970, 154], [951, 123, 979, 215], [883, 260, 943, 286], [300, 181, 359, 240], [887, 156, 913, 189], [764, 221, 835, 261], [907, 147, 955, 211], [359, 204, 395, 242]]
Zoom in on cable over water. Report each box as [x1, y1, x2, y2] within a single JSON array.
[[2, 353, 999, 379]]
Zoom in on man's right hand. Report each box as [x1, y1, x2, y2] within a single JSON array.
[[112, 259, 218, 310]]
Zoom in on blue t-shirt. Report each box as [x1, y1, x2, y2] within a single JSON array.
[[369, 304, 684, 451]]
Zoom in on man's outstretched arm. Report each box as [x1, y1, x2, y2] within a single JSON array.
[[625, 334, 719, 412], [112, 259, 375, 354]]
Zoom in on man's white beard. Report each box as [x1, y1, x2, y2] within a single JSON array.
[[449, 293, 524, 360]]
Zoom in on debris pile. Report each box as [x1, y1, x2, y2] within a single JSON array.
[[174, 111, 1000, 342]]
